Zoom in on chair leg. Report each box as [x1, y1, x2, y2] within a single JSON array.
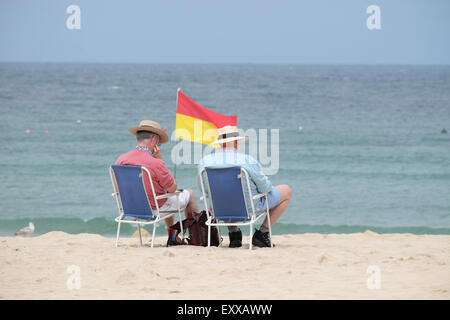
[[115, 221, 121, 248], [207, 223, 211, 247], [178, 211, 184, 242], [266, 211, 273, 248], [249, 223, 253, 250], [151, 223, 156, 248], [137, 223, 143, 246], [217, 225, 222, 247]]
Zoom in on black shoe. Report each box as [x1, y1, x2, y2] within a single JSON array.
[[252, 229, 275, 248], [167, 238, 184, 246], [229, 230, 242, 248]]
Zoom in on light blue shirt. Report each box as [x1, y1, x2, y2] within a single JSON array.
[[198, 148, 273, 207]]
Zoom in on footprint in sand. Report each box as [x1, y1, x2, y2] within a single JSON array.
[[36, 277, 48, 283], [317, 254, 328, 264], [433, 289, 448, 293], [418, 253, 433, 258], [151, 271, 161, 277], [116, 271, 137, 284], [163, 250, 175, 257], [169, 290, 181, 294]]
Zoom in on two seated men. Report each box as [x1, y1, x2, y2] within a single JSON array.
[[116, 120, 292, 248]]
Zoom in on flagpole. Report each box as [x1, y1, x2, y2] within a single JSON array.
[[174, 88, 181, 180]]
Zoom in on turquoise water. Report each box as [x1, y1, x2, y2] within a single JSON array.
[[0, 63, 449, 236]]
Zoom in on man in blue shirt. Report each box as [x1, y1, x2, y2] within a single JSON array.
[[198, 126, 292, 248]]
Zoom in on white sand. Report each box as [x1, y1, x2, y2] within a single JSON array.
[[0, 231, 449, 299]]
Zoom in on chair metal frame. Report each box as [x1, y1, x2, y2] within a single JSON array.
[[109, 165, 184, 248], [199, 167, 273, 250]]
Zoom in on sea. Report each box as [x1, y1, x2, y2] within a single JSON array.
[[1, 63, 449, 237]]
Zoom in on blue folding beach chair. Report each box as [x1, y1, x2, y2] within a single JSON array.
[[109, 164, 184, 248], [199, 166, 273, 250]]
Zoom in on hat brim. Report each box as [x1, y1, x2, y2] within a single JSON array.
[[211, 136, 247, 145], [129, 126, 169, 144]]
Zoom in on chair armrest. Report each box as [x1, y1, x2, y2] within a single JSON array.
[[156, 191, 181, 200], [252, 193, 267, 200]]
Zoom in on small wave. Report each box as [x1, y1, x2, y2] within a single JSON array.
[[0, 217, 449, 237], [270, 223, 450, 235], [0, 217, 136, 237]]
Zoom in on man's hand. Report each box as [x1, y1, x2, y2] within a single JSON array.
[[153, 145, 162, 159]]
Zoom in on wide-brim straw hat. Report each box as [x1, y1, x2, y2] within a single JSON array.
[[128, 120, 169, 144], [211, 125, 248, 145]]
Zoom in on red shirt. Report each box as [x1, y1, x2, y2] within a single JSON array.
[[115, 149, 175, 209]]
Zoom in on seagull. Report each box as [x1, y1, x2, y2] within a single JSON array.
[[14, 222, 35, 237]]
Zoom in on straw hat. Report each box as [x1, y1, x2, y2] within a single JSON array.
[[212, 126, 247, 145], [128, 120, 169, 144]]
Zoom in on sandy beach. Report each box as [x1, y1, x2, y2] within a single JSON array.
[[0, 231, 449, 300]]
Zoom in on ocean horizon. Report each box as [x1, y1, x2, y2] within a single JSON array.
[[1, 62, 449, 237]]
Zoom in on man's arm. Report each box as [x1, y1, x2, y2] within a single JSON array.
[[153, 160, 178, 193], [246, 156, 273, 194], [166, 181, 178, 193]]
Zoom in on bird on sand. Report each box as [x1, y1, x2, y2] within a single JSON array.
[[14, 222, 35, 237]]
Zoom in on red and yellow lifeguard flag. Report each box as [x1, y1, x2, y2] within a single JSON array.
[[175, 89, 237, 145]]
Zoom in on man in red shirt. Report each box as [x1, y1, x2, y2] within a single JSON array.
[[115, 120, 198, 244]]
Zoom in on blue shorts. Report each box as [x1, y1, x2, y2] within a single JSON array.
[[258, 187, 281, 211]]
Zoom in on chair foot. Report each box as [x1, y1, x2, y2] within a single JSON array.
[[249, 225, 253, 250], [138, 223, 143, 246], [115, 221, 121, 247], [151, 223, 156, 248]]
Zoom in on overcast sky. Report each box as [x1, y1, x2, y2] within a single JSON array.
[[1, 0, 449, 64]]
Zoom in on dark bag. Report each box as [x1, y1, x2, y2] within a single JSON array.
[[169, 210, 221, 247]]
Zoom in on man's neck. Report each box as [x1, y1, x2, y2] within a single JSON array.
[[136, 145, 154, 156], [137, 142, 150, 148]]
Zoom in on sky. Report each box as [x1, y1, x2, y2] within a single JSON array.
[[0, 0, 449, 64]]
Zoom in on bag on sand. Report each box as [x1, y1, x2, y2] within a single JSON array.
[[169, 210, 221, 247]]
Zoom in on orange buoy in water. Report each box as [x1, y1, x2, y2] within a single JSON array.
[[25, 129, 30, 134], [45, 130, 49, 134]]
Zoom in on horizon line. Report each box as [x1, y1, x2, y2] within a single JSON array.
[[1, 61, 450, 67]]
